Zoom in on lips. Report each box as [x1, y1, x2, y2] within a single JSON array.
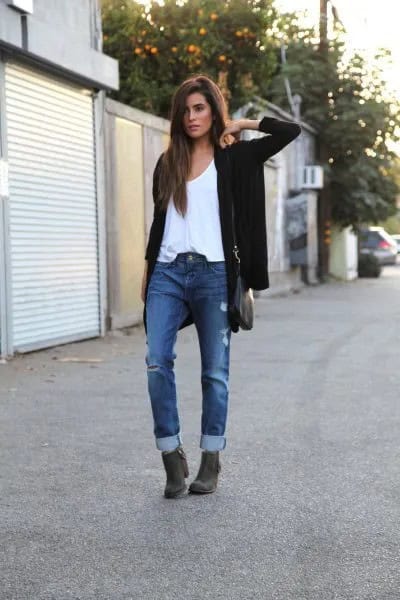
[[188, 125, 199, 131]]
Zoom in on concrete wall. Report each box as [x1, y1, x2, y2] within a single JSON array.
[[29, 0, 94, 42], [0, 0, 118, 90], [104, 99, 169, 329]]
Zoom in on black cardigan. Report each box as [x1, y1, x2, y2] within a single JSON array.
[[144, 116, 301, 332]]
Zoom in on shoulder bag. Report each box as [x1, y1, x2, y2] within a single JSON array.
[[227, 150, 254, 331]]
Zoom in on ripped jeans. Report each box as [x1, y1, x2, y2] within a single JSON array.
[[145, 253, 231, 452]]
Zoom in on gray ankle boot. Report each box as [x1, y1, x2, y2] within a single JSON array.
[[162, 447, 189, 499], [189, 451, 221, 494]]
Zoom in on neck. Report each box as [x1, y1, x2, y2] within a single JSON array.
[[191, 135, 214, 155]]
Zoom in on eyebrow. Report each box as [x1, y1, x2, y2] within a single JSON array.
[[186, 103, 205, 109]]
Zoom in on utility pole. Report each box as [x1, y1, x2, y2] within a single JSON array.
[[319, 0, 328, 52], [318, 0, 332, 280]]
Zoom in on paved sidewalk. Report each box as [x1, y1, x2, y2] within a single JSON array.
[[1, 265, 400, 600]]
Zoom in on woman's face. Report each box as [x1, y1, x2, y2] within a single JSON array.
[[183, 92, 213, 140]]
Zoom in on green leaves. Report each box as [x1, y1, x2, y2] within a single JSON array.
[[268, 28, 400, 229], [101, 0, 400, 229], [101, 0, 279, 116]]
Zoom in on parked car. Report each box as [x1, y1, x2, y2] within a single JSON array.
[[391, 234, 400, 254], [359, 227, 398, 265]]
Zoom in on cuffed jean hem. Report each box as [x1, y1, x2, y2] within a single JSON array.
[[200, 434, 226, 451], [156, 433, 182, 452]]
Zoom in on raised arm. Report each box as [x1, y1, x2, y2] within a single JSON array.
[[221, 117, 301, 163]]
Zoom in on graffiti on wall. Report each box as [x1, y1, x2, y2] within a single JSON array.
[[286, 193, 308, 266]]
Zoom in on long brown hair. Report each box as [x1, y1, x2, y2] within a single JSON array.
[[158, 75, 228, 215]]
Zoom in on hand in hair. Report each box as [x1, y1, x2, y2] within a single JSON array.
[[219, 120, 243, 148], [219, 118, 262, 148]]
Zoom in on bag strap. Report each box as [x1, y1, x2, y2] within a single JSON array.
[[226, 148, 241, 273]]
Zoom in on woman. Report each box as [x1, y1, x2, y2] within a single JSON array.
[[142, 75, 301, 498]]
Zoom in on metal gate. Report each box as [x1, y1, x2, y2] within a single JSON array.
[[4, 62, 100, 352]]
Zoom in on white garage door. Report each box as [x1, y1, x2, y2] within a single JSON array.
[[5, 62, 100, 352]]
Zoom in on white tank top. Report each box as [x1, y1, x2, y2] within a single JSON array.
[[157, 159, 225, 262]]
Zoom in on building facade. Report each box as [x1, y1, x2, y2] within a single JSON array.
[[0, 0, 118, 357]]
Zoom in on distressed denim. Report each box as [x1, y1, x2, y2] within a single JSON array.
[[145, 253, 231, 452]]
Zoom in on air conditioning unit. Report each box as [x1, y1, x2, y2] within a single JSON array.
[[301, 166, 324, 189], [7, 0, 33, 14]]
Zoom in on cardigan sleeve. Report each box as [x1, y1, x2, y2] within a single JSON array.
[[247, 116, 301, 163], [151, 153, 164, 207], [144, 154, 164, 260], [145, 212, 162, 260]]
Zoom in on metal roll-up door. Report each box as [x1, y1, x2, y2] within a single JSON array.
[[5, 63, 100, 352]]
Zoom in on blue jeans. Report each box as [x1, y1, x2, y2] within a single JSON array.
[[145, 253, 231, 452]]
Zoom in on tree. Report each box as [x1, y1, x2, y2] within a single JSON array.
[[101, 1, 400, 230], [268, 26, 400, 229], [101, 0, 283, 117]]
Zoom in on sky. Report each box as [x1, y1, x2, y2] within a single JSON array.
[[275, 0, 400, 95]]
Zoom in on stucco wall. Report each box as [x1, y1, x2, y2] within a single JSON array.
[[329, 226, 358, 281], [105, 99, 169, 329], [265, 159, 287, 274], [115, 118, 145, 316]]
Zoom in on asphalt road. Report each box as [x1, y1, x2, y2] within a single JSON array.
[[1, 261, 400, 600]]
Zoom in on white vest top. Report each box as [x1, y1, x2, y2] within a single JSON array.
[[158, 159, 225, 262]]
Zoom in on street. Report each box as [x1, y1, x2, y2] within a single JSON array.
[[1, 263, 400, 600]]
